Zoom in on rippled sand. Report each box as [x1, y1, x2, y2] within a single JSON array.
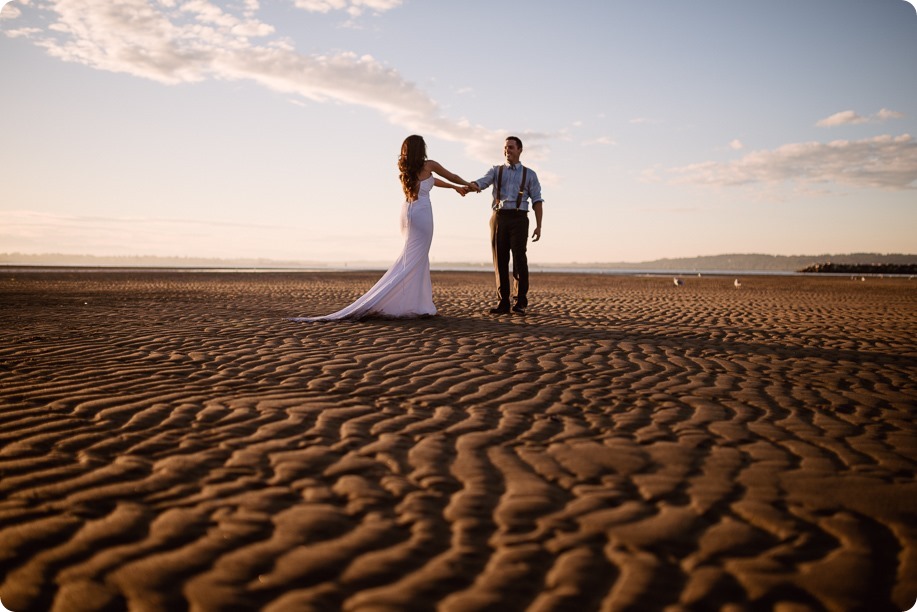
[[1, 270, 915, 611]]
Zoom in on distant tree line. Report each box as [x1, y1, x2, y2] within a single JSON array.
[[799, 262, 917, 275]]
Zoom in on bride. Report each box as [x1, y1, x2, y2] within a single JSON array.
[[292, 135, 477, 321]]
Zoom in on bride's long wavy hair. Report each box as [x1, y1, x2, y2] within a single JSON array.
[[398, 135, 427, 200]]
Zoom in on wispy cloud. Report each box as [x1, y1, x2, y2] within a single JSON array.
[[666, 134, 917, 191], [4, 0, 526, 161], [293, 0, 403, 17], [816, 108, 905, 128], [1, 1, 22, 20]]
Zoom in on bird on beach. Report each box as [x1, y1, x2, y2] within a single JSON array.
[[673, 277, 684, 286], [734, 279, 741, 288]]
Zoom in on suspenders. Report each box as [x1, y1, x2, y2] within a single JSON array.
[[495, 165, 528, 209]]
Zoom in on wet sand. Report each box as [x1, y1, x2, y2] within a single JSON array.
[[0, 270, 915, 611]]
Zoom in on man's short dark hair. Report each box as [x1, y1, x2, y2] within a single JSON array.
[[506, 136, 523, 150]]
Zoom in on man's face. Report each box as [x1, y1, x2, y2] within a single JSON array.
[[504, 140, 521, 164]]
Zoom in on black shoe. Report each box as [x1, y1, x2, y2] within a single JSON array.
[[489, 303, 510, 315], [512, 304, 527, 315]]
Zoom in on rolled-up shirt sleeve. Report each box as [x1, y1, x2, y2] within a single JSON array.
[[529, 172, 543, 204]]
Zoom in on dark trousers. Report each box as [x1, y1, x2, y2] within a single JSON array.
[[490, 210, 529, 307]]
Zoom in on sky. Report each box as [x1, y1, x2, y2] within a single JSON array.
[[1, 0, 916, 266]]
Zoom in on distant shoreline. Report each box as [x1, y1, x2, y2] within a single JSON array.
[[2, 252, 916, 276], [4, 264, 917, 278]]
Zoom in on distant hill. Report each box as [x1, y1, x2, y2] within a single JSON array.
[[2, 252, 916, 272], [542, 253, 917, 272]]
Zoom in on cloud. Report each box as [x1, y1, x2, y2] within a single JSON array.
[[293, 0, 403, 17], [817, 110, 868, 127], [876, 108, 906, 122], [6, 0, 518, 161], [1, 1, 21, 20], [729, 139, 744, 150], [667, 134, 917, 191], [816, 108, 905, 127]]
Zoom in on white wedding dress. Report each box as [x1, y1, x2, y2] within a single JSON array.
[[292, 175, 437, 321]]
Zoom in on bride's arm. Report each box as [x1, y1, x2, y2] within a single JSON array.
[[434, 178, 468, 196], [429, 160, 475, 190]]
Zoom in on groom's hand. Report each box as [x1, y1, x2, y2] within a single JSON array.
[[532, 227, 541, 242], [470, 181, 481, 193]]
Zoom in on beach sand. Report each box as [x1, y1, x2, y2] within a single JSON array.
[[0, 270, 915, 611]]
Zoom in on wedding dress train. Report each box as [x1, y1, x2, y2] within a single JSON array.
[[292, 175, 437, 321]]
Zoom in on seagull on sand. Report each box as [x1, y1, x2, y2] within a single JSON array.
[[673, 277, 684, 286], [734, 279, 741, 288]]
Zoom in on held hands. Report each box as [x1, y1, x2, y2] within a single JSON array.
[[455, 182, 481, 197]]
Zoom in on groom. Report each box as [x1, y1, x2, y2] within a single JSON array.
[[469, 136, 544, 315]]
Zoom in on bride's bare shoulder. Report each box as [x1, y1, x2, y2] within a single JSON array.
[[418, 159, 438, 180]]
